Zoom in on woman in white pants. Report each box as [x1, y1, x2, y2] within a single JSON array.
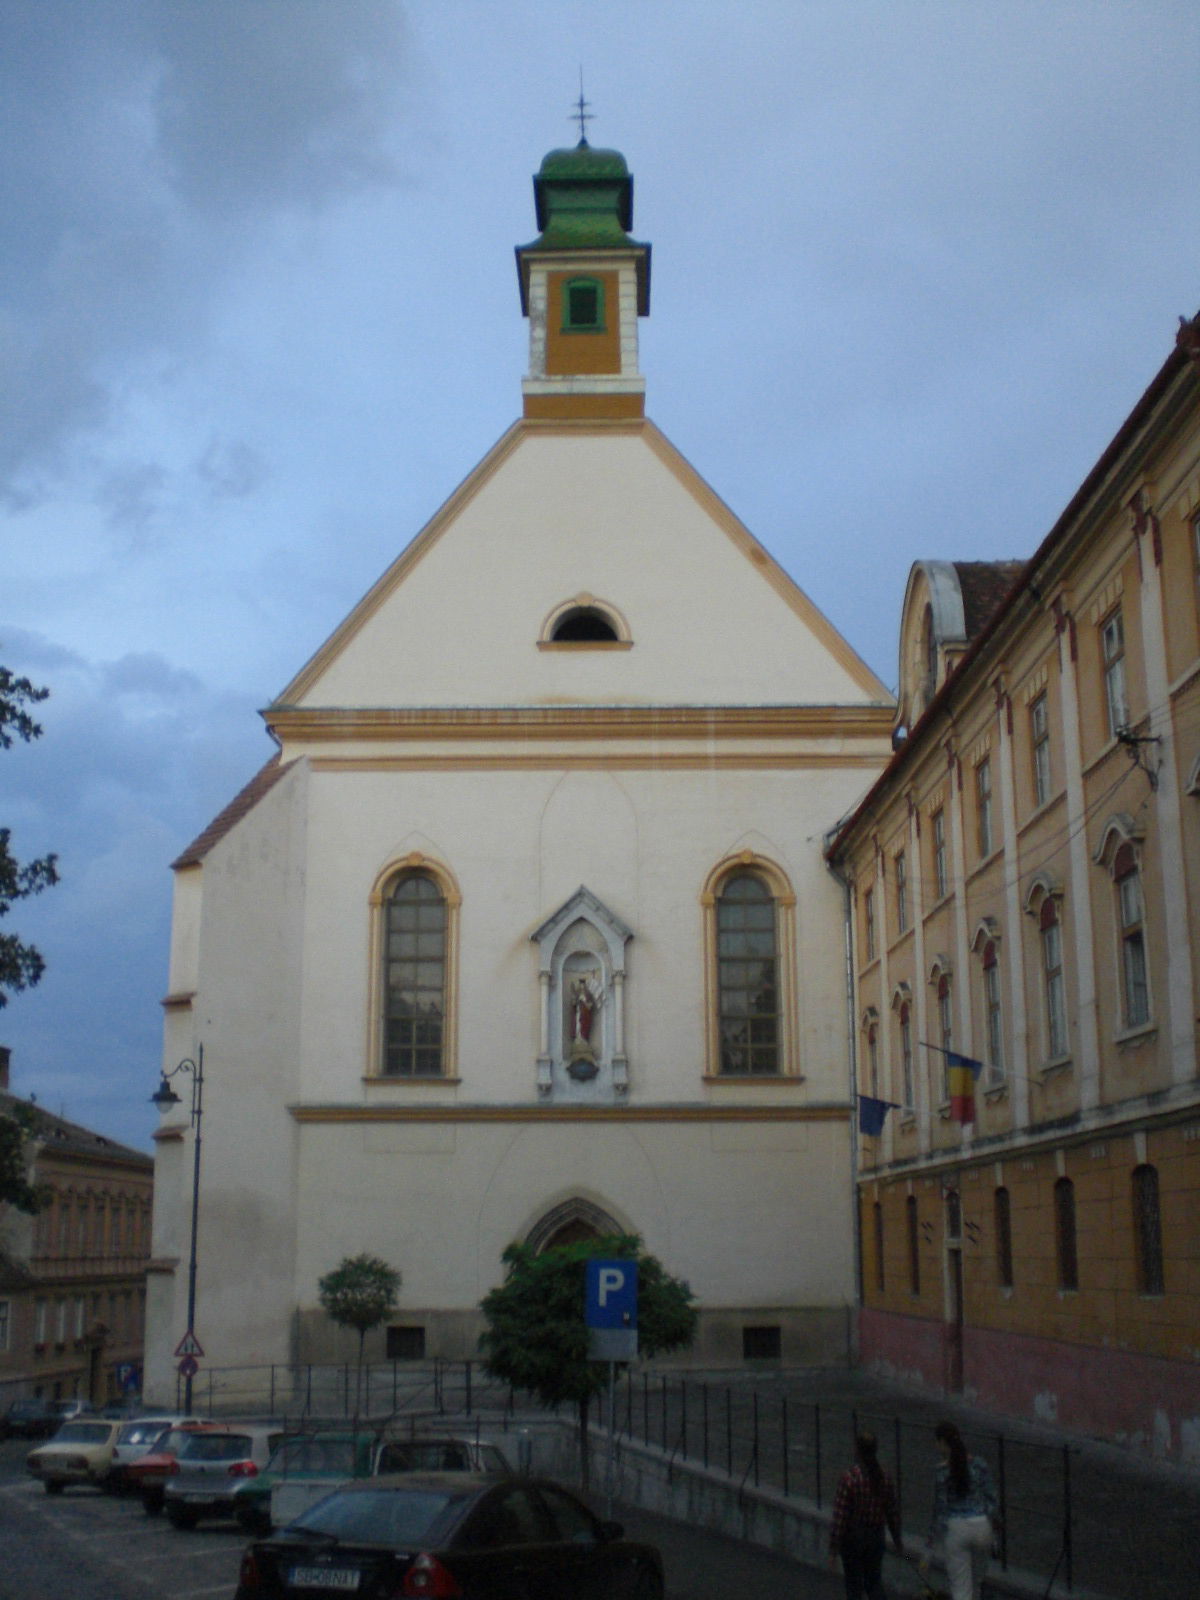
[[925, 1421, 998, 1600]]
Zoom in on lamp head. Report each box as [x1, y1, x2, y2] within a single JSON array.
[[150, 1077, 182, 1111]]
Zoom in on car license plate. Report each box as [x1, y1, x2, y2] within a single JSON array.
[[288, 1567, 360, 1591]]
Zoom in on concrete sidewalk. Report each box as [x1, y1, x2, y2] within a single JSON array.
[[633, 1366, 1200, 1599]]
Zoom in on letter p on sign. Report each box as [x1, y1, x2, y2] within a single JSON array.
[[585, 1258, 638, 1329]]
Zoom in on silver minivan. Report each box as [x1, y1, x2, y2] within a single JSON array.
[[163, 1423, 286, 1528]]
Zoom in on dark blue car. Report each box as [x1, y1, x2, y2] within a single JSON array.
[[234, 1471, 664, 1599]]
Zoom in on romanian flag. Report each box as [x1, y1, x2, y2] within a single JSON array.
[[945, 1049, 983, 1123]]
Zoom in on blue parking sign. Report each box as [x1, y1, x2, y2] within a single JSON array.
[[585, 1259, 638, 1329]]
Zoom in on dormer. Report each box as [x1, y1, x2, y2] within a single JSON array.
[[515, 140, 651, 420], [896, 559, 1024, 734]]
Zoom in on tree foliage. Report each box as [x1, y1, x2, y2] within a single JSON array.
[[318, 1252, 402, 1419], [479, 1233, 696, 1481], [0, 1100, 45, 1213], [318, 1253, 402, 1336], [1, 660, 59, 1009]]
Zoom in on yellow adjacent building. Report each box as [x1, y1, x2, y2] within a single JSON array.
[[828, 315, 1200, 1457]]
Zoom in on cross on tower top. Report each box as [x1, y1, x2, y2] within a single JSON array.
[[572, 72, 593, 146]]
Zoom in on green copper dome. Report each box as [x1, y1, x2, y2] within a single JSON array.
[[516, 138, 650, 317], [531, 139, 635, 247]]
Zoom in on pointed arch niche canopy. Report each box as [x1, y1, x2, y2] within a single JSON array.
[[531, 886, 632, 1101]]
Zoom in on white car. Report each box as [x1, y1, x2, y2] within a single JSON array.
[[27, 1419, 123, 1493], [109, 1415, 199, 1492]]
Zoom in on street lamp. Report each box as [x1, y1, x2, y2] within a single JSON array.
[[151, 1045, 204, 1410]]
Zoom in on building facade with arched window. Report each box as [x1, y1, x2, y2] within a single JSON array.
[[143, 141, 894, 1398], [827, 313, 1200, 1460]]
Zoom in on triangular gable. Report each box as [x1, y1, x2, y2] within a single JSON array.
[[271, 418, 891, 712]]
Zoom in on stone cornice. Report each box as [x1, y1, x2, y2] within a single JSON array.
[[266, 703, 894, 744], [290, 1102, 850, 1125]]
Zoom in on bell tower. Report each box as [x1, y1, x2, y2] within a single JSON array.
[[515, 140, 651, 420]]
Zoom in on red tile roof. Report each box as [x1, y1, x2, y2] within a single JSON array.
[[952, 561, 1025, 641], [171, 753, 297, 869]]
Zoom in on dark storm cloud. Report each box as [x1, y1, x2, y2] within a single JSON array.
[[0, 0, 409, 500], [1, 625, 270, 1139]]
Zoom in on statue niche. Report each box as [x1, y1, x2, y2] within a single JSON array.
[[531, 887, 632, 1102]]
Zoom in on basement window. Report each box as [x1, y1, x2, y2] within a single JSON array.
[[742, 1325, 781, 1361], [386, 1325, 426, 1361]]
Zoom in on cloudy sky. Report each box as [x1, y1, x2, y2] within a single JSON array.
[[3, 1, 1198, 1148]]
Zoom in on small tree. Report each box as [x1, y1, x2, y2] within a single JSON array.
[[317, 1253, 401, 1420], [479, 1233, 696, 1485]]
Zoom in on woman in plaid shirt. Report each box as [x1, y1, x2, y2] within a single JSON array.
[[828, 1431, 905, 1599]]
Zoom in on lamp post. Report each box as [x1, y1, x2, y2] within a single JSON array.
[[151, 1045, 204, 1410]]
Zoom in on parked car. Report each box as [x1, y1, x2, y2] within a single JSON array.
[[234, 1429, 512, 1535], [49, 1398, 94, 1424], [109, 1414, 199, 1492], [127, 1421, 217, 1515], [0, 1397, 59, 1440], [26, 1418, 123, 1494], [163, 1423, 286, 1528], [234, 1472, 664, 1600]]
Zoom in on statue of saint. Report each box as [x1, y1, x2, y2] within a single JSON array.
[[568, 972, 603, 1062]]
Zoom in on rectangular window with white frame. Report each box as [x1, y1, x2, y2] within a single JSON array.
[[899, 1003, 914, 1109], [976, 757, 993, 858], [983, 946, 1005, 1084], [1040, 900, 1068, 1059], [1030, 693, 1051, 808], [1101, 608, 1128, 738], [931, 809, 947, 900], [937, 976, 953, 1101], [894, 852, 908, 934], [1114, 847, 1150, 1029]]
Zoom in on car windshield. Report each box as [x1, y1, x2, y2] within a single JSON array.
[[154, 1429, 195, 1456], [178, 1433, 252, 1461], [272, 1439, 357, 1475], [291, 1488, 460, 1547], [54, 1423, 112, 1444], [119, 1422, 169, 1446]]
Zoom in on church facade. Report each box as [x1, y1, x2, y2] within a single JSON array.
[[144, 142, 893, 1399]]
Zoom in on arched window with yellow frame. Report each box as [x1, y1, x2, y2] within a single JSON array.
[[368, 854, 461, 1080], [701, 853, 798, 1078]]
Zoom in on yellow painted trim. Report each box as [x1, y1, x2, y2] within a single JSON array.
[[536, 641, 634, 652], [290, 1103, 850, 1125], [539, 593, 633, 644], [308, 753, 887, 774], [523, 393, 644, 420], [637, 421, 893, 702], [276, 422, 530, 704], [269, 704, 895, 742]]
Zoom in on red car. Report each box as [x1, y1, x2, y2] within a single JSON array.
[[127, 1421, 221, 1515]]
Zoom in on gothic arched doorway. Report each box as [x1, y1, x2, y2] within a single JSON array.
[[525, 1197, 626, 1254]]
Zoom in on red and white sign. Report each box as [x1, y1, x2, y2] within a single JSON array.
[[174, 1330, 204, 1359]]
